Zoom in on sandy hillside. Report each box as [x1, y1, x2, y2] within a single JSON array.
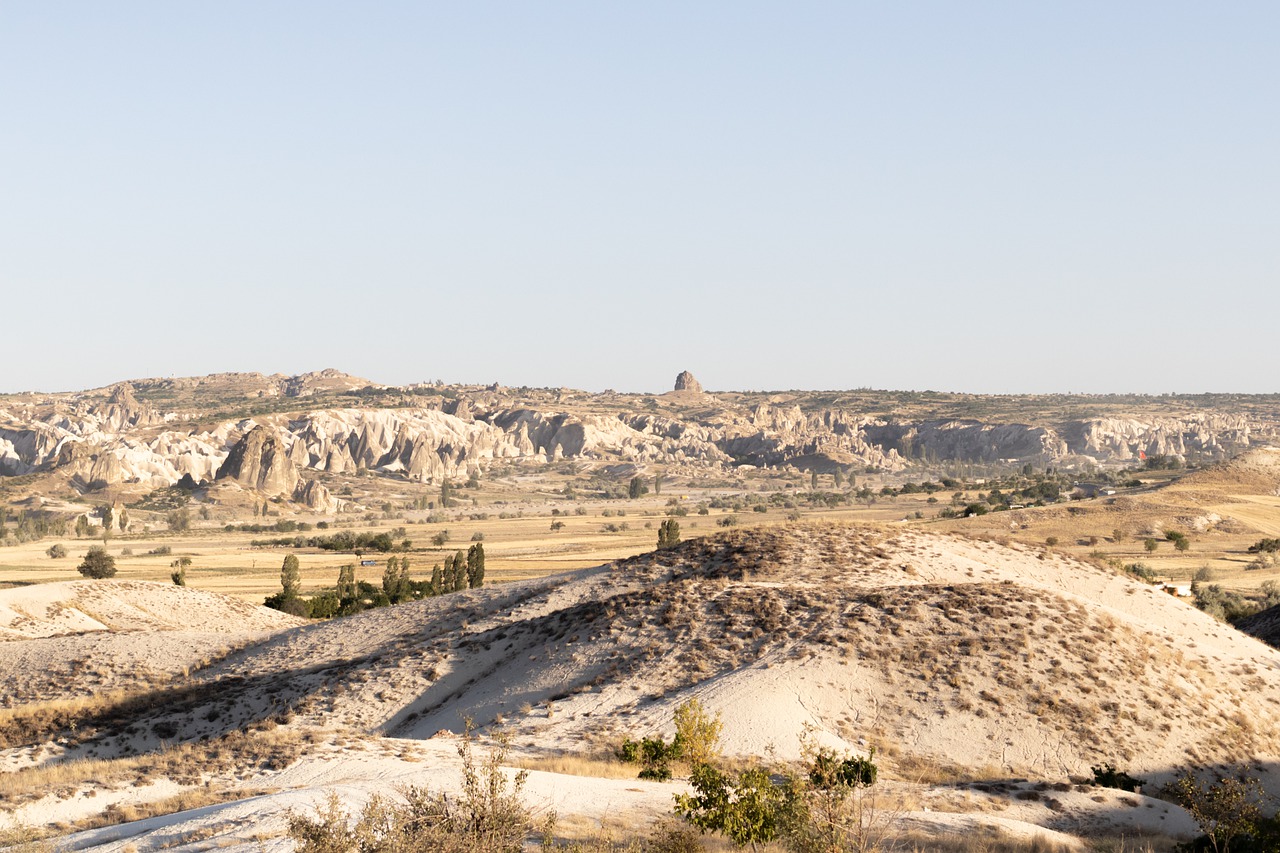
[[0, 581, 303, 707], [6, 523, 1279, 849]]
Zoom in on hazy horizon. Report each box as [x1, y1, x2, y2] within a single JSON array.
[[3, 3, 1277, 396], [6, 365, 1280, 400]]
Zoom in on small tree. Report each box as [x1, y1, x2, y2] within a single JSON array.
[[337, 564, 357, 602], [77, 546, 117, 579], [673, 699, 723, 768], [382, 556, 401, 601], [440, 480, 454, 509], [466, 543, 485, 588], [46, 543, 67, 559], [1163, 772, 1264, 853], [675, 764, 785, 850], [658, 518, 681, 549], [1144, 538, 1159, 552], [453, 550, 469, 592], [629, 476, 648, 500], [281, 554, 302, 598], [170, 556, 192, 586]]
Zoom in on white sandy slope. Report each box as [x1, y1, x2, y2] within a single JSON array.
[[5, 736, 1198, 852], [0, 581, 301, 639], [0, 581, 303, 707]]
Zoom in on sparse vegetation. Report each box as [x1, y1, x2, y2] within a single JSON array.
[[287, 726, 542, 853]]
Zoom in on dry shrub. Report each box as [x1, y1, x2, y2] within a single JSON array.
[[289, 727, 540, 853]]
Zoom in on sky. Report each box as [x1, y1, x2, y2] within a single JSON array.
[[2, 2, 1277, 395]]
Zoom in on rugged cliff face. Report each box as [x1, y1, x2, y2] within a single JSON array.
[[0, 372, 1272, 502], [215, 426, 298, 495]]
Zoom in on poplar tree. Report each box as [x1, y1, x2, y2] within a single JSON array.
[[466, 543, 485, 588], [382, 556, 400, 600], [281, 554, 301, 598], [453, 550, 468, 592], [337, 564, 356, 602]]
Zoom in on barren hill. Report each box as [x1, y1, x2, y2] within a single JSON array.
[[9, 522, 1280, 847], [30, 525, 1280, 789]]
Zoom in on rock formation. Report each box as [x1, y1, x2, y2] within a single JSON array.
[[294, 479, 337, 513], [215, 426, 299, 496], [0, 372, 1273, 500], [673, 370, 703, 393]]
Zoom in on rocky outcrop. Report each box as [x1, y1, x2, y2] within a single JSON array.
[[86, 450, 124, 490], [860, 420, 1065, 464], [215, 426, 298, 496], [294, 479, 337, 513], [1058, 415, 1252, 464], [674, 371, 703, 393], [283, 369, 371, 398]]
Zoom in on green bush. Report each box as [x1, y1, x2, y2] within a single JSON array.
[[1090, 763, 1144, 792], [618, 736, 681, 781], [675, 764, 784, 848], [809, 747, 877, 789], [77, 546, 116, 579]]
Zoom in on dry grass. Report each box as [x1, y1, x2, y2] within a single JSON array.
[[0, 728, 303, 807], [514, 752, 639, 780], [0, 688, 144, 748], [893, 828, 1079, 852], [74, 784, 277, 830]]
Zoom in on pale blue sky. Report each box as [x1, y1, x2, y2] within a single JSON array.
[[2, 3, 1277, 394]]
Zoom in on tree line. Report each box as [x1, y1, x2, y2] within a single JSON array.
[[264, 544, 485, 619]]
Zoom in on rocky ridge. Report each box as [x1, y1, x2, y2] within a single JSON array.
[[0, 372, 1271, 500]]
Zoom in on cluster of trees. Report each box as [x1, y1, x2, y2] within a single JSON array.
[[225, 519, 316, 534], [265, 544, 486, 619], [250, 530, 411, 553], [431, 545, 485, 594], [0, 508, 69, 543], [1249, 538, 1280, 554]]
